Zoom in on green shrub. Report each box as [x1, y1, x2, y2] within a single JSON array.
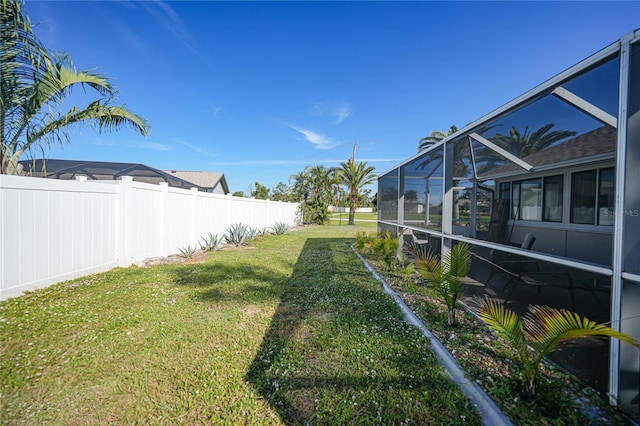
[[302, 201, 330, 225]]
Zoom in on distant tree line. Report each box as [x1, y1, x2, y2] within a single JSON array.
[[234, 161, 377, 225]]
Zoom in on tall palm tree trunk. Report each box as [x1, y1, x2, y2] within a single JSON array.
[[348, 207, 356, 225]]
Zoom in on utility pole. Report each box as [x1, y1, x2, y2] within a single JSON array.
[[352, 142, 357, 163]]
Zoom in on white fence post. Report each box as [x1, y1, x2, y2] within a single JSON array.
[[159, 182, 168, 255], [117, 176, 134, 267], [191, 187, 199, 247]]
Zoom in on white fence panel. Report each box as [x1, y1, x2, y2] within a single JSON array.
[[1, 175, 299, 300], [1, 175, 119, 300]]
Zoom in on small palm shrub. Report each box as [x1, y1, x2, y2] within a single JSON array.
[[407, 240, 431, 260], [178, 244, 197, 259], [225, 223, 249, 246], [473, 296, 640, 399], [354, 231, 376, 253], [271, 222, 290, 235], [416, 242, 471, 326], [355, 231, 408, 272], [372, 230, 400, 271], [199, 232, 222, 251]]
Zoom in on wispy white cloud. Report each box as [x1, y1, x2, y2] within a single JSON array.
[[93, 139, 117, 147], [175, 138, 218, 158], [139, 1, 209, 64], [289, 125, 340, 150], [127, 141, 172, 151], [208, 158, 405, 166], [112, 23, 147, 56], [310, 100, 353, 124]]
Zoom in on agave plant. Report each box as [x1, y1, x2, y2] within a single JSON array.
[[225, 223, 249, 246], [416, 242, 471, 326], [199, 232, 222, 251], [473, 296, 640, 399], [271, 222, 290, 235], [178, 244, 197, 259], [246, 227, 260, 241]]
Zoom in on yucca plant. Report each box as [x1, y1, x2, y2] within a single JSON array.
[[225, 223, 249, 246], [473, 296, 640, 399], [416, 242, 471, 326], [271, 222, 290, 235], [178, 244, 197, 259]]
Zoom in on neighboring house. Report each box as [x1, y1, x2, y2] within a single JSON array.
[[18, 159, 228, 193], [378, 29, 640, 420], [163, 170, 229, 195]]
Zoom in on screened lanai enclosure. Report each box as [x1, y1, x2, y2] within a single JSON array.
[[378, 29, 640, 420]]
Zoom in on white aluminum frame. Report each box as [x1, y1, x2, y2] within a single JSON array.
[[378, 30, 640, 412]]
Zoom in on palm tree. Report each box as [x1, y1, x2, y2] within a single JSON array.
[[416, 242, 471, 326], [338, 161, 376, 225], [418, 125, 458, 151], [491, 123, 576, 157], [289, 169, 311, 203], [473, 296, 640, 399], [1, 0, 149, 175], [290, 165, 338, 224]]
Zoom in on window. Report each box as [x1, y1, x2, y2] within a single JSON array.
[[598, 168, 615, 225], [571, 170, 597, 224], [500, 168, 613, 225], [519, 179, 542, 221], [543, 175, 563, 222], [499, 182, 511, 206], [512, 182, 520, 219], [403, 177, 426, 225], [571, 168, 615, 225]]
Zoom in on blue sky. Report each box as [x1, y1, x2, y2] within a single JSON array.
[[25, 1, 640, 194]]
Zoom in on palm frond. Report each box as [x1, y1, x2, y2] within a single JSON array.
[[27, 100, 149, 145], [473, 296, 527, 353], [416, 250, 443, 282], [447, 243, 471, 278], [524, 305, 640, 357]]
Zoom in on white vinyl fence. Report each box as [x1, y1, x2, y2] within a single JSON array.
[[0, 175, 300, 300]]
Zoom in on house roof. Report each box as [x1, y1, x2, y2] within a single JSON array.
[[163, 170, 229, 194], [481, 125, 616, 178], [19, 159, 207, 191]]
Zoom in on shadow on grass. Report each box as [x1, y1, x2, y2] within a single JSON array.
[[167, 259, 292, 304], [245, 237, 478, 424]]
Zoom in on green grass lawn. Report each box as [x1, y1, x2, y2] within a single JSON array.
[[0, 225, 479, 425], [329, 211, 378, 225]]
